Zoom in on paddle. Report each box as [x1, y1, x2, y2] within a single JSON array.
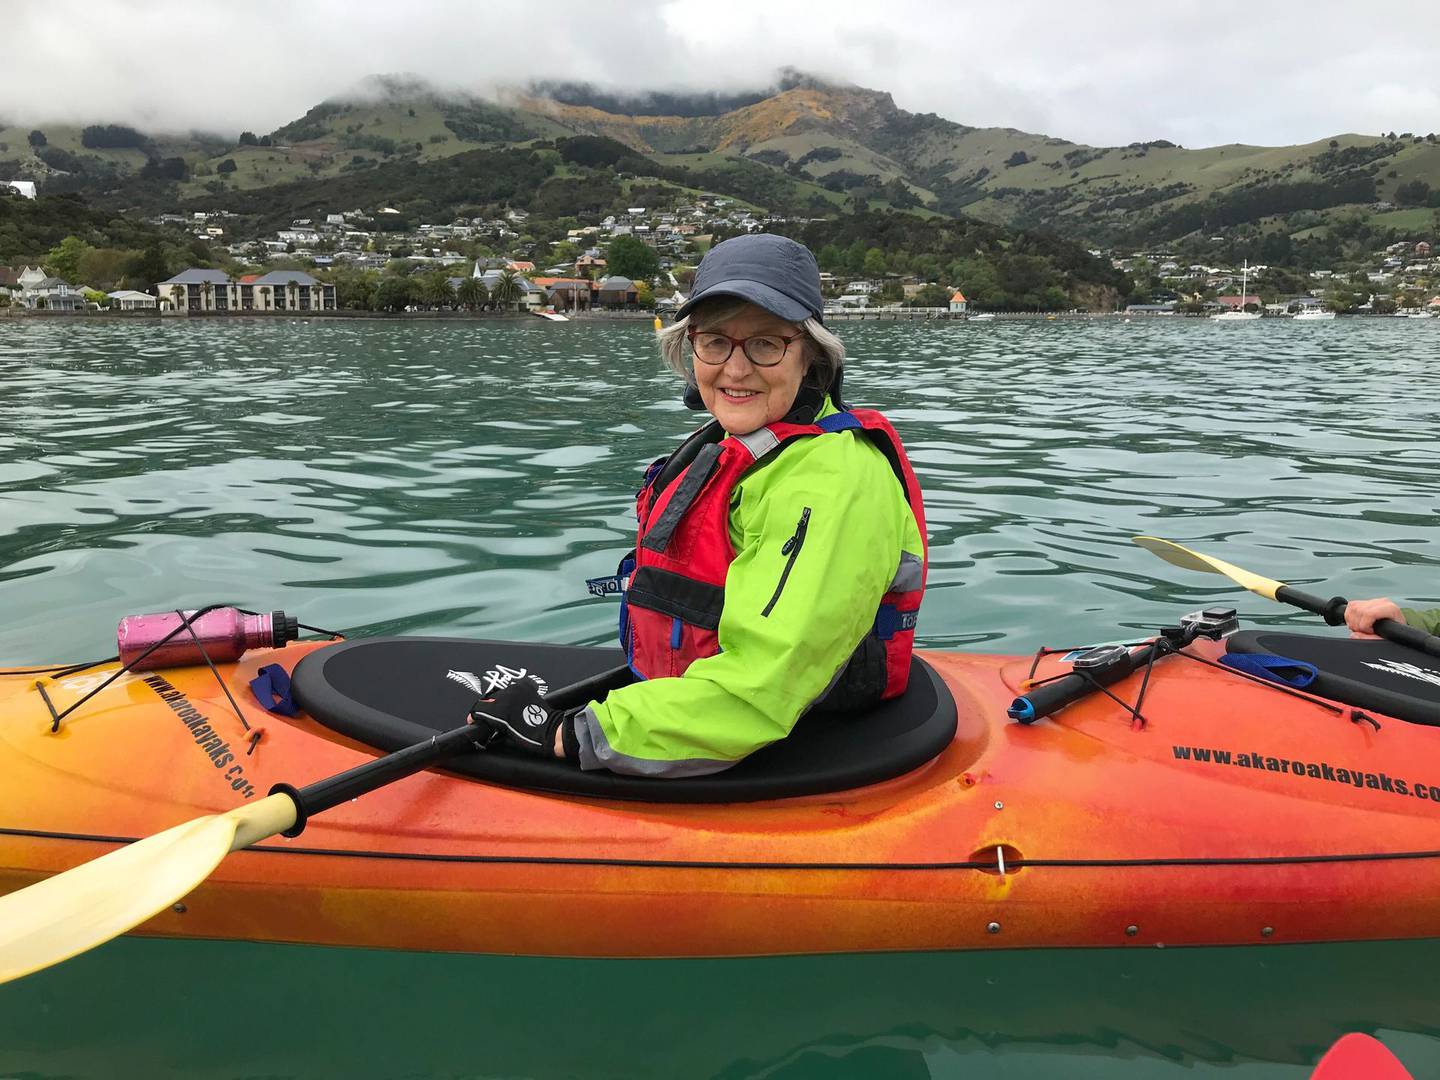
[[1309, 1033, 1413, 1080], [0, 722, 488, 986], [1133, 536, 1440, 660]]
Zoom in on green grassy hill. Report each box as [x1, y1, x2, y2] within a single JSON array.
[[5, 75, 1438, 255]]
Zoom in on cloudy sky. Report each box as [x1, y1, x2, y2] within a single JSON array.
[[5, 1, 1439, 149]]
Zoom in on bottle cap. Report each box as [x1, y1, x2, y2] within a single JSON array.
[[271, 611, 300, 646]]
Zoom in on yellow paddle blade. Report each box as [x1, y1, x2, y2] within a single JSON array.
[[1132, 536, 1284, 601], [0, 793, 296, 986]]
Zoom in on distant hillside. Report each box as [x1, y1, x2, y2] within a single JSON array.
[[5, 73, 1439, 260]]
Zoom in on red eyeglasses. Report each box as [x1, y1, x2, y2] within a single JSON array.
[[687, 328, 803, 367]]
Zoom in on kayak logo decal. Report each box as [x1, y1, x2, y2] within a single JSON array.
[[140, 674, 257, 799], [1172, 743, 1440, 806], [1364, 658, 1440, 689], [446, 665, 550, 697]]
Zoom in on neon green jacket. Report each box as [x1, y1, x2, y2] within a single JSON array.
[[572, 398, 926, 776], [1402, 607, 1440, 636]]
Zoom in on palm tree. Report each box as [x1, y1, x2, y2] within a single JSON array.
[[259, 286, 272, 311], [491, 269, 522, 311], [420, 273, 455, 309], [199, 282, 213, 311], [456, 277, 487, 311], [287, 279, 300, 312], [171, 284, 187, 311]]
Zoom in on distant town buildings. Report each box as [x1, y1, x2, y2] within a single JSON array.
[[158, 269, 336, 313]]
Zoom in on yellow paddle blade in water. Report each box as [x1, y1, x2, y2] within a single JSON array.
[[0, 793, 297, 986], [1131, 536, 1284, 601]]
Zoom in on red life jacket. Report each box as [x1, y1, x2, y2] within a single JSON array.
[[618, 408, 927, 710]]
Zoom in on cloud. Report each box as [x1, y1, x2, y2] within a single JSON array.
[[1, 0, 1437, 147]]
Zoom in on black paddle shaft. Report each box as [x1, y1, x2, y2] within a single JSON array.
[[271, 724, 487, 837], [1276, 585, 1440, 660]]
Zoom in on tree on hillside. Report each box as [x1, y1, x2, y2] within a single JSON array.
[[905, 283, 951, 307], [28, 130, 45, 148], [239, 132, 259, 146], [217, 159, 237, 175], [606, 234, 660, 281], [1395, 179, 1432, 207], [43, 235, 89, 282], [77, 247, 129, 291], [123, 244, 171, 293]]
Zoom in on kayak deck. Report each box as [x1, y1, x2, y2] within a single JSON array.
[[4, 637, 1440, 956]]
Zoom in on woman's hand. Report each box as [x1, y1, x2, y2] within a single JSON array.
[[467, 677, 572, 758], [1344, 597, 1407, 639]]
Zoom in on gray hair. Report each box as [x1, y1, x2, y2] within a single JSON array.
[[657, 296, 845, 391]]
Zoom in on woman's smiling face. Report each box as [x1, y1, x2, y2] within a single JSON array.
[[692, 302, 809, 435]]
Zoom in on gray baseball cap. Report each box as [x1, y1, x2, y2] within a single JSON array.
[[676, 234, 824, 324]]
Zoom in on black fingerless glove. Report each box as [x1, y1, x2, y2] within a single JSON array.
[[468, 675, 580, 759]]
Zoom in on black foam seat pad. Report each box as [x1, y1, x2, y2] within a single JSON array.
[[1226, 630, 1440, 726], [290, 638, 958, 803]]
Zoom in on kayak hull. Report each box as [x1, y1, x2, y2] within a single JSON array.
[[4, 639, 1440, 957]]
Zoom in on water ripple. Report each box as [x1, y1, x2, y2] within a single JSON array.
[[1, 316, 1437, 662]]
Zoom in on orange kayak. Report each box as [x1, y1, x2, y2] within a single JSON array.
[[4, 628, 1440, 958]]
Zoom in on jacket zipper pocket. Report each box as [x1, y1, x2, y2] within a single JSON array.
[[762, 507, 811, 618]]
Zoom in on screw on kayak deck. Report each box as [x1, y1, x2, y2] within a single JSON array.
[[994, 800, 1004, 810], [1125, 925, 1139, 937], [1261, 926, 1274, 938], [986, 922, 1001, 934]]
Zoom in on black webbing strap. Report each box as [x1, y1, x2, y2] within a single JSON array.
[[641, 442, 724, 553]]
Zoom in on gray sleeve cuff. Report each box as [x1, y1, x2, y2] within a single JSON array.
[[571, 706, 741, 778]]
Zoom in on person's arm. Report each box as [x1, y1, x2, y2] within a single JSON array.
[[1345, 597, 1440, 638], [1400, 606, 1440, 636], [571, 436, 909, 776]]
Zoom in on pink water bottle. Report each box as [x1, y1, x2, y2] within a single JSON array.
[[116, 608, 300, 671]]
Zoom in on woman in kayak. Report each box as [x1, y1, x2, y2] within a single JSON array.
[[471, 233, 928, 776], [1346, 598, 1440, 637]]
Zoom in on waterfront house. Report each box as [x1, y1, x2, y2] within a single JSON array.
[[159, 269, 236, 312], [1217, 294, 1260, 312], [595, 276, 639, 308], [949, 291, 968, 314], [18, 268, 81, 311], [474, 269, 544, 311], [107, 290, 159, 311], [159, 269, 336, 313], [251, 271, 337, 312], [3, 180, 37, 199], [533, 277, 596, 311]]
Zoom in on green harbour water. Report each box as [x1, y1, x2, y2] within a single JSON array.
[[2, 315, 1439, 1077]]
